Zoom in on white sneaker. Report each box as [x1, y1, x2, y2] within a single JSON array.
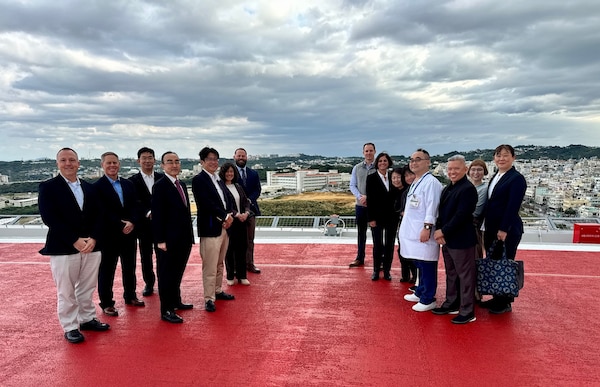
[[239, 279, 250, 286], [412, 302, 436, 312], [226, 279, 235, 286], [404, 293, 420, 303]]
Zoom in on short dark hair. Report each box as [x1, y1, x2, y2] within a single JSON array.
[[399, 165, 414, 186], [218, 162, 239, 183], [137, 147, 155, 158], [160, 151, 176, 163], [375, 152, 393, 167], [415, 148, 430, 158], [199, 147, 219, 161], [56, 147, 78, 158], [468, 159, 489, 175], [363, 142, 375, 150], [494, 144, 515, 157]]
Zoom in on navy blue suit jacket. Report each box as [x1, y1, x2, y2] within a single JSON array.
[[238, 167, 261, 215], [436, 175, 478, 249], [192, 170, 235, 238], [484, 166, 527, 236], [151, 176, 194, 247], [39, 175, 103, 255], [93, 175, 140, 240]]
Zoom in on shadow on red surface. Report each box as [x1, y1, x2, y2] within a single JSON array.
[[1, 243, 599, 386]]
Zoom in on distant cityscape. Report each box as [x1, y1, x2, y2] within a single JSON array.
[[1, 145, 599, 218]]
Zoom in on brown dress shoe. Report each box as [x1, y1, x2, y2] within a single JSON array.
[[103, 306, 119, 316], [349, 259, 364, 267], [125, 297, 145, 307], [247, 265, 261, 274]]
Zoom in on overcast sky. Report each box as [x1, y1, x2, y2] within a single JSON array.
[[1, 0, 599, 161]]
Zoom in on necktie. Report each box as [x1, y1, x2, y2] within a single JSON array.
[[112, 179, 124, 206], [240, 168, 247, 184], [175, 180, 187, 206]]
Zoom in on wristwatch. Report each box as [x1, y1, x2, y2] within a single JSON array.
[[424, 224, 432, 230]]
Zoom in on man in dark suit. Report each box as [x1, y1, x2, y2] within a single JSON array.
[[483, 144, 527, 314], [152, 151, 195, 323], [193, 147, 236, 312], [129, 147, 165, 297], [433, 155, 478, 324], [234, 147, 262, 273], [94, 151, 144, 317], [39, 147, 110, 344]]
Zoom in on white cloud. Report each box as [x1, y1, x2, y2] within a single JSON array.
[[0, 0, 599, 161]]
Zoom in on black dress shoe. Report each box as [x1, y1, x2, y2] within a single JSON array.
[[64, 329, 84, 343], [205, 300, 216, 312], [80, 318, 110, 331], [215, 291, 235, 300], [349, 259, 364, 267], [142, 286, 154, 297], [175, 302, 193, 310], [247, 265, 261, 274], [383, 273, 392, 281], [161, 310, 183, 323], [125, 297, 145, 306], [399, 278, 409, 283], [371, 272, 379, 281], [489, 304, 512, 314]]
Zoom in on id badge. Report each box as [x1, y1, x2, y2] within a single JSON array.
[[409, 196, 419, 208]]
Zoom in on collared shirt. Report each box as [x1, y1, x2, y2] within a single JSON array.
[[208, 172, 226, 208], [62, 175, 84, 210], [107, 176, 124, 206], [378, 171, 389, 191], [488, 171, 506, 199], [349, 160, 376, 204], [142, 172, 154, 193]]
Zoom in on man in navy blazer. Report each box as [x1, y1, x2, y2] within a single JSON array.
[[234, 147, 262, 273], [152, 151, 195, 323], [193, 147, 236, 312], [94, 151, 144, 317], [433, 155, 478, 324], [482, 144, 527, 314], [39, 147, 110, 344], [129, 147, 165, 297]]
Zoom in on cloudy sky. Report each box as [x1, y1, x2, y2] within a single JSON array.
[[1, 0, 599, 161]]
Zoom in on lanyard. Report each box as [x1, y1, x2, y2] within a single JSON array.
[[407, 172, 431, 197]]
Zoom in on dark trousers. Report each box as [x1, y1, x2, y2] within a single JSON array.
[[156, 244, 191, 314], [245, 216, 257, 267], [98, 236, 137, 308], [226, 220, 248, 280], [483, 232, 522, 305], [397, 242, 417, 281], [414, 260, 438, 305], [441, 245, 477, 316], [371, 222, 397, 274], [355, 205, 371, 262], [137, 222, 156, 289]]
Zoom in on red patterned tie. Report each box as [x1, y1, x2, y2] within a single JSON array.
[[175, 180, 187, 206]]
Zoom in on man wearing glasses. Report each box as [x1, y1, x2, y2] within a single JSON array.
[[192, 147, 236, 312], [399, 149, 443, 312]]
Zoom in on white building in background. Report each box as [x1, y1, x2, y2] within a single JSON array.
[[0, 174, 9, 184], [266, 170, 346, 192]]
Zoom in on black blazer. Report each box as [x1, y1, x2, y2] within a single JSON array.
[[484, 166, 527, 236], [151, 176, 194, 247], [128, 171, 165, 218], [39, 176, 103, 255], [192, 170, 235, 238], [93, 175, 140, 240], [435, 175, 478, 249], [366, 171, 400, 226]]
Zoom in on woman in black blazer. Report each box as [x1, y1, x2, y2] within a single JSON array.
[[219, 162, 252, 286], [482, 144, 527, 314], [366, 152, 400, 281]]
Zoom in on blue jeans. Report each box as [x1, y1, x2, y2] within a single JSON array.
[[414, 260, 438, 305]]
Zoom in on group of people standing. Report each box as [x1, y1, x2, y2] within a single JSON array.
[[348, 143, 527, 324], [39, 146, 263, 343]]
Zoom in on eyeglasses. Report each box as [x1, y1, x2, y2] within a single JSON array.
[[470, 167, 484, 172], [164, 160, 181, 165], [409, 157, 429, 163], [204, 157, 219, 162]]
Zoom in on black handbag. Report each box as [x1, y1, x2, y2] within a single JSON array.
[[476, 241, 524, 297]]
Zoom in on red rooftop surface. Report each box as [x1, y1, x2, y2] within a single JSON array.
[[1, 242, 599, 386]]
